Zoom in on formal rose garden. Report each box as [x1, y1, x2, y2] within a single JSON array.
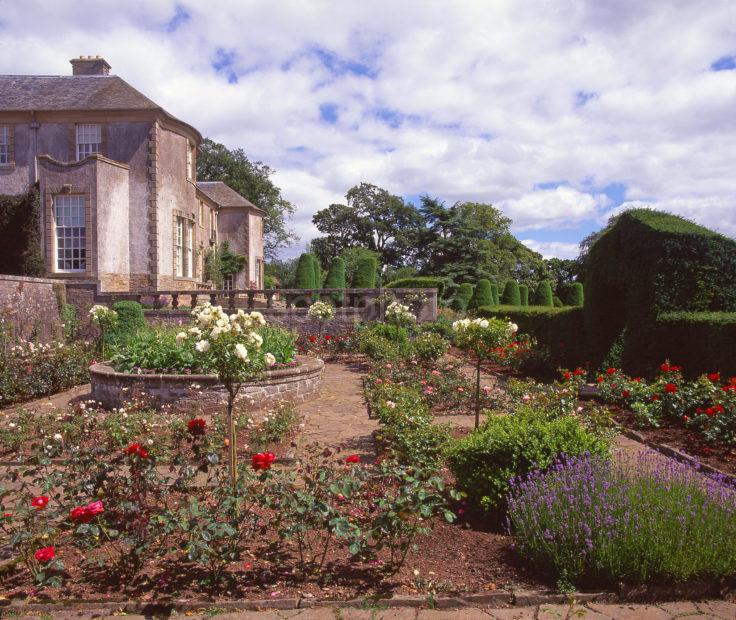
[[2, 269, 736, 607]]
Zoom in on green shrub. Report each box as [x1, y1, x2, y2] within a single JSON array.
[[418, 315, 455, 339], [519, 284, 529, 306], [501, 281, 521, 306], [0, 188, 45, 277], [469, 279, 494, 310], [310, 254, 322, 287], [447, 407, 610, 511], [553, 295, 563, 308], [264, 275, 275, 289], [532, 281, 553, 307], [295, 253, 316, 288], [109, 300, 145, 342], [451, 283, 474, 312], [491, 281, 500, 306], [324, 257, 346, 304], [477, 306, 585, 369], [562, 282, 584, 307], [411, 332, 450, 366], [387, 277, 445, 298], [356, 329, 400, 363], [352, 256, 378, 288], [585, 209, 736, 375]]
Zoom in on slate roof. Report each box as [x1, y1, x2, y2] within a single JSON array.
[[0, 75, 160, 111], [197, 181, 263, 213]]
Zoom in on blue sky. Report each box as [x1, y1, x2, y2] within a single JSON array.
[[1, 0, 735, 260]]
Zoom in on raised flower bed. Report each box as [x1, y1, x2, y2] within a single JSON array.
[[90, 355, 324, 409]]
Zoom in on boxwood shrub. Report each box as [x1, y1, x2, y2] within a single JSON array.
[[447, 406, 610, 511]]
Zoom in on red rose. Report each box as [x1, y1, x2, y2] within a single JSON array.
[[682, 415, 690, 423], [187, 418, 207, 436], [573, 368, 585, 376], [308, 335, 317, 343], [606, 367, 616, 375], [124, 443, 149, 459], [252, 451, 276, 470], [652, 395, 660, 401], [562, 371, 571, 380], [596, 377, 604, 383], [708, 372, 721, 382], [345, 454, 361, 464], [31, 496, 49, 510], [71, 500, 104, 523], [660, 362, 671, 373], [34, 546, 55, 563], [633, 377, 642, 383], [622, 390, 631, 398], [716, 404, 725, 414], [664, 383, 677, 394], [706, 407, 715, 417], [324, 335, 332, 341]]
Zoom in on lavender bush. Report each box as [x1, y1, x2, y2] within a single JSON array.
[[507, 451, 736, 585]]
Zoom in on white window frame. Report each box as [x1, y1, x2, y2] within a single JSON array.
[[223, 274, 234, 291], [54, 195, 86, 273], [186, 141, 193, 180], [0, 126, 8, 165], [76, 124, 101, 160], [210, 209, 217, 244], [174, 217, 184, 277]]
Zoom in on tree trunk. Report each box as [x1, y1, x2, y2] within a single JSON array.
[[227, 388, 237, 487], [475, 356, 482, 430]]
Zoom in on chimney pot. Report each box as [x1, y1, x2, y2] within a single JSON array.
[[70, 56, 111, 75]]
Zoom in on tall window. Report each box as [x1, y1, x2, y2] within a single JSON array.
[[223, 274, 234, 291], [209, 209, 217, 244], [255, 258, 263, 288], [174, 217, 184, 277], [76, 124, 101, 160], [55, 195, 86, 272], [186, 141, 194, 180], [186, 221, 194, 277], [0, 126, 8, 165]]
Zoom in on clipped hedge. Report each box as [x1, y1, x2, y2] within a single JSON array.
[[352, 256, 378, 288], [0, 189, 45, 277], [519, 284, 529, 306], [653, 311, 736, 378], [532, 281, 553, 307], [501, 281, 521, 306], [560, 282, 584, 307], [491, 281, 500, 306], [387, 276, 444, 298], [585, 209, 736, 375], [324, 257, 346, 304], [478, 305, 585, 368], [295, 253, 316, 289], [451, 283, 474, 312], [109, 301, 145, 344], [470, 279, 494, 310]]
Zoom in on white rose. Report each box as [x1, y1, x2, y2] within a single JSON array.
[[175, 332, 187, 344], [509, 322, 519, 333], [264, 352, 276, 367], [195, 339, 211, 353], [234, 343, 249, 361], [53, 433, 63, 441]]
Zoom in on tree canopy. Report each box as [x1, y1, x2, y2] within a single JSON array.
[[197, 138, 298, 260]]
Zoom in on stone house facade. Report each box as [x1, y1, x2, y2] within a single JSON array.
[[0, 56, 264, 292]]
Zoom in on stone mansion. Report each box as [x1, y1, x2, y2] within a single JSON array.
[[0, 56, 264, 292]]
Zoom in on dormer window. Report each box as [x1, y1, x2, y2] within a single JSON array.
[[0, 126, 9, 165], [76, 124, 101, 160]]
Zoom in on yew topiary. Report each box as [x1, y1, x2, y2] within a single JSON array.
[[532, 281, 554, 307], [519, 284, 529, 306], [501, 281, 521, 306], [470, 279, 494, 310]]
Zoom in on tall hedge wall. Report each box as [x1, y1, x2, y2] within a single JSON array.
[[585, 209, 736, 375], [352, 256, 378, 288], [0, 189, 45, 277], [477, 305, 585, 368]]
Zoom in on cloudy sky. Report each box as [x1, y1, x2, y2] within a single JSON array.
[[1, 0, 735, 259]]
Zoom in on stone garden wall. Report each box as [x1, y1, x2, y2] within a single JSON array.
[[90, 355, 324, 410], [0, 274, 66, 342]]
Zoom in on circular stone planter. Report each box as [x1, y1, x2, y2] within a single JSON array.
[[89, 355, 324, 410]]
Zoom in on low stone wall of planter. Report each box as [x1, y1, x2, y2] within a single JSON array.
[[89, 355, 324, 410]]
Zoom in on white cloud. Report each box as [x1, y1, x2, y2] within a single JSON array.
[[520, 240, 581, 260], [1, 0, 735, 255]]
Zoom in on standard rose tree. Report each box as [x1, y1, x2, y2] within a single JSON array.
[[180, 304, 276, 485], [384, 301, 416, 341], [89, 304, 117, 359], [307, 300, 335, 340], [452, 317, 517, 429]]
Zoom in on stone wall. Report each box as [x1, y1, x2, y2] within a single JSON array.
[[90, 355, 324, 410], [0, 274, 66, 342]]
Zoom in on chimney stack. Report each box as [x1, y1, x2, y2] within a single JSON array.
[[70, 55, 111, 76]]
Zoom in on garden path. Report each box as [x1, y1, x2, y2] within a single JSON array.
[[293, 361, 378, 458]]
